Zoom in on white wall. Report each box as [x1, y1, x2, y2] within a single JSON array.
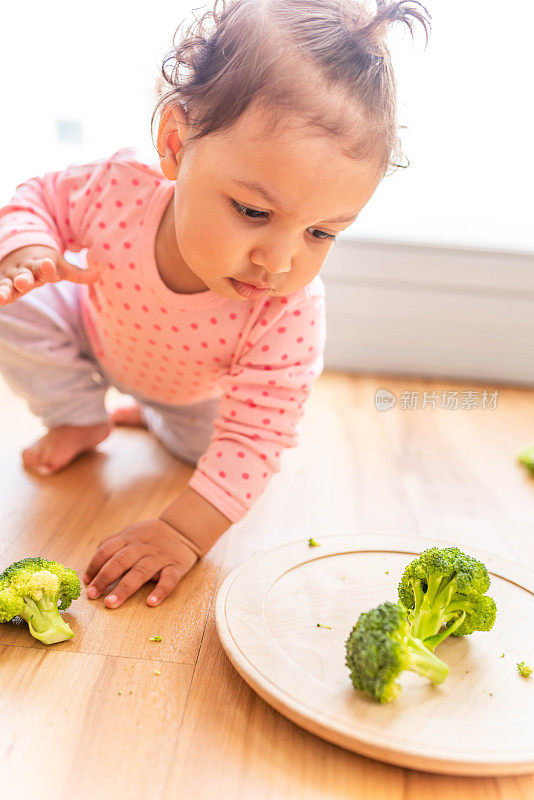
[[322, 239, 534, 385]]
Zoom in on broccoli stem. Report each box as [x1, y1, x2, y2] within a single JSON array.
[[446, 598, 476, 615], [412, 577, 425, 609], [410, 576, 460, 643], [406, 634, 449, 684], [426, 574, 445, 605], [19, 596, 75, 645], [411, 576, 446, 640], [419, 595, 478, 650], [423, 611, 466, 650]]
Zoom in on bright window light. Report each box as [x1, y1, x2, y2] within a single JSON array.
[[0, 0, 531, 252]]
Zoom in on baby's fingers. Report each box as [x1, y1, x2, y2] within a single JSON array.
[[12, 267, 36, 293], [0, 259, 57, 303], [0, 276, 14, 304], [37, 257, 57, 280], [58, 259, 100, 285], [146, 565, 184, 607]]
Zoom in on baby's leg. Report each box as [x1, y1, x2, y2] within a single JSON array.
[[111, 403, 146, 427], [0, 282, 112, 475], [135, 395, 221, 467]]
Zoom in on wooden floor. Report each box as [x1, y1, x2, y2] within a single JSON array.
[[1, 369, 533, 799]]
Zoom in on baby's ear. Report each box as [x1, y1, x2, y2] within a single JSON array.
[[158, 104, 187, 145], [157, 104, 189, 178], [165, 132, 181, 155]]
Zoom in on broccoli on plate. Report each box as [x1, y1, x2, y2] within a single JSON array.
[[517, 661, 533, 678], [398, 546, 497, 650], [345, 601, 449, 703], [0, 557, 81, 644]]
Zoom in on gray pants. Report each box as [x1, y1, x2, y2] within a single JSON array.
[[0, 282, 221, 466]]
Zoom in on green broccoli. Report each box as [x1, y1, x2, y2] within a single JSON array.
[[517, 661, 533, 678], [0, 557, 81, 644], [518, 445, 534, 474], [397, 547, 497, 650], [345, 601, 448, 703]]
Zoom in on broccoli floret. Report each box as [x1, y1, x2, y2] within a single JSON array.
[[518, 445, 534, 474], [517, 661, 533, 678], [397, 547, 497, 650], [0, 557, 81, 644], [345, 601, 449, 703]]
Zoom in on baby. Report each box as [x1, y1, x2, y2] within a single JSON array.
[[0, 0, 430, 609]]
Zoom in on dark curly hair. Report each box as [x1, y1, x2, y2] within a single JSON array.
[[151, 0, 431, 176]]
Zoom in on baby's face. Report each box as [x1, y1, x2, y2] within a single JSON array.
[[160, 103, 383, 299]]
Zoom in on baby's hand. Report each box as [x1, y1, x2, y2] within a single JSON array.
[[0, 244, 100, 305], [83, 519, 199, 609]]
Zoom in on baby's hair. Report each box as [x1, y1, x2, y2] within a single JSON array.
[[151, 0, 431, 176]]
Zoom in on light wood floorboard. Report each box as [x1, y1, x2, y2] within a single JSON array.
[[1, 371, 533, 798]]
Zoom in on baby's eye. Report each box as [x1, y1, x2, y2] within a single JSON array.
[[229, 199, 336, 242], [230, 200, 269, 220]]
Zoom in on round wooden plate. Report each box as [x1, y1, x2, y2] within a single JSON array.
[[215, 532, 534, 776]]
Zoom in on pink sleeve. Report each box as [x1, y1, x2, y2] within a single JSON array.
[[0, 158, 109, 263], [188, 287, 327, 523]]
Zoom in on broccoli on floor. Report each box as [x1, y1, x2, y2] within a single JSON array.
[[345, 601, 448, 703], [398, 547, 497, 650], [0, 557, 81, 644]]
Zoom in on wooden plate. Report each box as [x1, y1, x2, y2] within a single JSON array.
[[215, 532, 534, 776]]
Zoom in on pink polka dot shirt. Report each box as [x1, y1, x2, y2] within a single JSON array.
[[0, 148, 326, 523]]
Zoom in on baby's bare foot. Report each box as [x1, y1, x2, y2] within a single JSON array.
[[22, 420, 113, 476], [111, 402, 146, 428]]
